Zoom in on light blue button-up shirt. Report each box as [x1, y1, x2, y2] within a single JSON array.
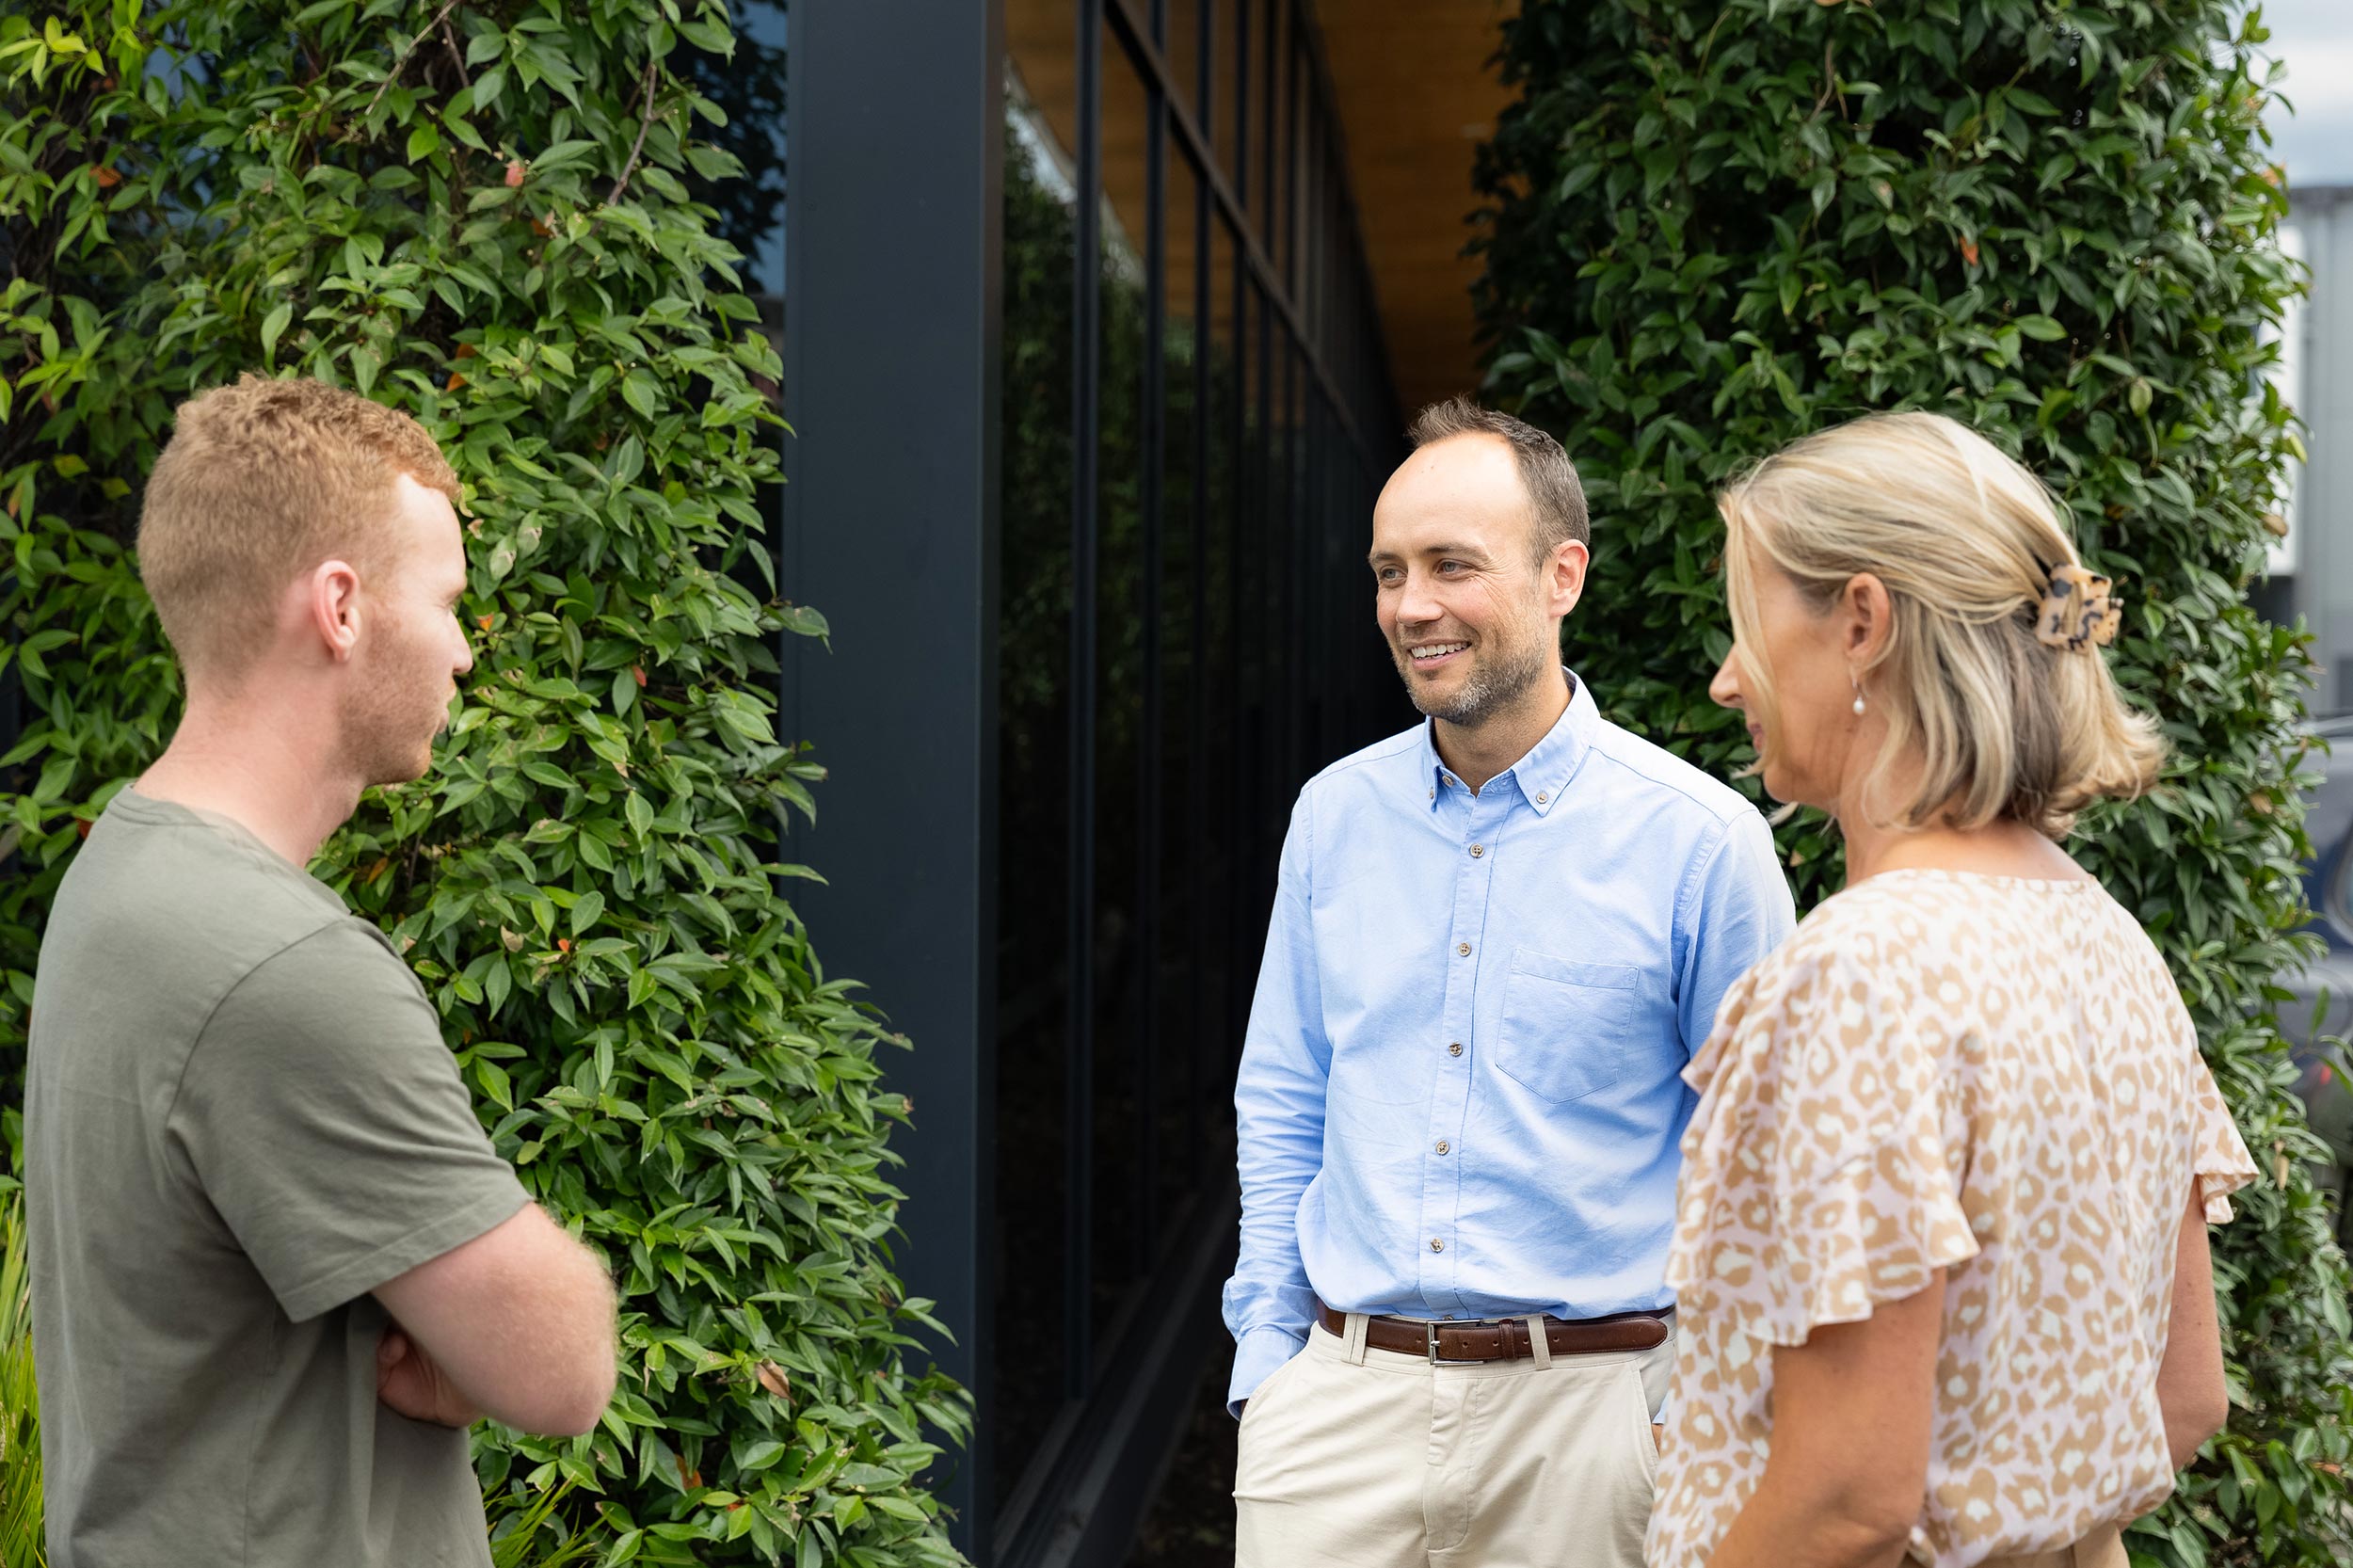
[[1223, 674, 1795, 1414]]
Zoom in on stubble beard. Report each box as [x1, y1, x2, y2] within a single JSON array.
[[1393, 618, 1552, 729], [335, 643, 449, 789]]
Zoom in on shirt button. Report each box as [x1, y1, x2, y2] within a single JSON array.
[[1444, 774, 1457, 787], [1448, 1042, 1463, 1056], [1435, 1140, 1450, 1155], [1430, 1238, 1446, 1253], [1455, 942, 1471, 957], [1469, 844, 1485, 858], [1535, 791, 1549, 805]]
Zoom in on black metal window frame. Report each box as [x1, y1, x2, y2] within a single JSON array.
[[990, 1, 1400, 1562], [781, 2, 1403, 1561]]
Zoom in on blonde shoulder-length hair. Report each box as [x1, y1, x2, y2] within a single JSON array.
[[1718, 410, 2165, 839]]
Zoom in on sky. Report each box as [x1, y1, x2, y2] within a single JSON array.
[[2256, 0, 2353, 192]]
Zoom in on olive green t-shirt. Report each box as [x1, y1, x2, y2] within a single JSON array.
[[24, 790, 530, 1568]]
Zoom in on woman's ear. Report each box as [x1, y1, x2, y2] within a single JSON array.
[[1844, 572, 1895, 665]]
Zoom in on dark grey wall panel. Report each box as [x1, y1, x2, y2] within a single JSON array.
[[782, 1, 1005, 1552]]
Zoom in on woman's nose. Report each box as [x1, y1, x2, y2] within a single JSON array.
[[1707, 651, 1741, 710]]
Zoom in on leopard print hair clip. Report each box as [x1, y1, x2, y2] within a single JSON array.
[[2036, 564, 2121, 654]]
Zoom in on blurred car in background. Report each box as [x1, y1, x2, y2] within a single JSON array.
[[2282, 713, 2353, 1248]]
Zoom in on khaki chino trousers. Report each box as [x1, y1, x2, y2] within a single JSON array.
[[1234, 1315, 1673, 1568]]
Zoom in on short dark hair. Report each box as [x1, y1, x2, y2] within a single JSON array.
[[1404, 396, 1589, 562]]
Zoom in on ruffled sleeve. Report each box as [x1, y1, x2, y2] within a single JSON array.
[[2187, 1056, 2258, 1224], [1668, 930, 1978, 1348]]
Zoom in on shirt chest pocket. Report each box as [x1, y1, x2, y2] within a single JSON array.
[[1495, 948, 1645, 1104]]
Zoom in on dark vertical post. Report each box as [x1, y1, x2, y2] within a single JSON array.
[[780, 1, 1002, 1554], [1287, 351, 1307, 780], [1185, 155, 1212, 1191], [1065, 0, 1103, 1401], [1259, 0, 1277, 241], [1225, 260, 1250, 1052], [1233, 0, 1251, 206], [1135, 44, 1168, 1266]]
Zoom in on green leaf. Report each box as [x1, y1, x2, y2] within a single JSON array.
[[621, 369, 661, 422], [260, 300, 293, 362], [473, 1058, 514, 1112], [349, 344, 381, 397], [777, 604, 829, 639]]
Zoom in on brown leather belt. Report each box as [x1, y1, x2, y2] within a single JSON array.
[[1316, 1302, 1672, 1363]]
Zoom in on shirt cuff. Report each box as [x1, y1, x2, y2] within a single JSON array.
[[1227, 1323, 1309, 1420]]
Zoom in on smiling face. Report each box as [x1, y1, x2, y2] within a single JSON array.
[[1369, 433, 1587, 728]]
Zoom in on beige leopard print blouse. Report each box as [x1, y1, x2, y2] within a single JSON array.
[[1644, 869, 2257, 1568]]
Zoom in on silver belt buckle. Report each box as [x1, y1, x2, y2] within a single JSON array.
[[1426, 1320, 1442, 1365]]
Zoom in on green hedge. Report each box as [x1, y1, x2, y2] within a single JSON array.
[[0, 5, 964, 1565], [1472, 2, 2350, 1562]]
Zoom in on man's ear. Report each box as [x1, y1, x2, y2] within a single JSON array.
[[1547, 539, 1591, 620], [309, 559, 363, 664]]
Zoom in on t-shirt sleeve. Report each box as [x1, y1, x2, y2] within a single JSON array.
[[1668, 941, 1978, 1348], [171, 920, 531, 1321], [2187, 1055, 2258, 1224]]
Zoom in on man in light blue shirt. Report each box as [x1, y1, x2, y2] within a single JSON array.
[[1225, 399, 1794, 1568]]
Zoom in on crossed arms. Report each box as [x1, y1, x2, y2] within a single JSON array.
[[375, 1201, 617, 1436]]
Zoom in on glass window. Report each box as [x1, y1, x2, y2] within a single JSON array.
[[1005, 0, 1080, 174], [1204, 216, 1241, 1049], [1282, 27, 1305, 291], [1259, 0, 1286, 246], [1211, 0, 1243, 191], [993, 18, 1080, 1507], [1164, 0, 1203, 124], [1090, 23, 1154, 1344], [1228, 279, 1273, 1018], [1157, 150, 1204, 1224], [983, 0, 1413, 1528]]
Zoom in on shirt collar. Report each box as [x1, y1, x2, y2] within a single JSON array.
[[1420, 668, 1598, 813]]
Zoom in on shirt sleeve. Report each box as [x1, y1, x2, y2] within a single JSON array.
[[2187, 1055, 2258, 1223], [170, 920, 531, 1322], [1668, 943, 1977, 1348], [1673, 808, 1798, 1061], [1221, 793, 1328, 1416]]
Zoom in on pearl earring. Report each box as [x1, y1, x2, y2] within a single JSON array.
[[1850, 678, 1866, 716]]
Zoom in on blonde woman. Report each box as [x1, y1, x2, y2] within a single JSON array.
[[1643, 412, 2258, 1568]]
